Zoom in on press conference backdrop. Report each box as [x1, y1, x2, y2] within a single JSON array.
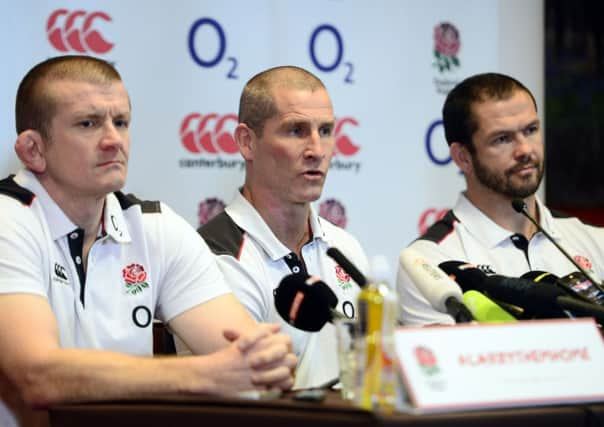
[[0, 0, 543, 282]]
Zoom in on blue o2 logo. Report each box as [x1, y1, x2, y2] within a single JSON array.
[[188, 17, 238, 79], [309, 24, 354, 84], [425, 119, 451, 166]]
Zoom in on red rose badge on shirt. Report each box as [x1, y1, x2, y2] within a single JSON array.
[[574, 255, 593, 271], [335, 265, 352, 291], [122, 263, 149, 295]]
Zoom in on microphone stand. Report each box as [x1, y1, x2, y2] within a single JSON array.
[[512, 199, 604, 295]]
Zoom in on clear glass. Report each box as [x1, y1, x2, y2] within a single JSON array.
[[334, 318, 360, 401]]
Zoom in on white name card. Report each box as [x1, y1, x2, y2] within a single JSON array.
[[394, 318, 604, 413]]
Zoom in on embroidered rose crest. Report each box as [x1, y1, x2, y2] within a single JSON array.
[[335, 265, 352, 291], [433, 22, 461, 73], [122, 263, 149, 295], [574, 255, 593, 271]]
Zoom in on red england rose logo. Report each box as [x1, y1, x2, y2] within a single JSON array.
[[414, 346, 440, 376], [122, 263, 149, 295], [334, 264, 352, 291], [574, 255, 593, 271], [335, 265, 350, 282], [433, 22, 461, 73]]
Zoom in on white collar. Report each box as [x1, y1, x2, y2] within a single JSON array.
[[225, 190, 326, 261], [453, 193, 560, 248], [14, 169, 131, 243]]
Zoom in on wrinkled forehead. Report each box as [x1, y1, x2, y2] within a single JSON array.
[[47, 78, 131, 110], [270, 86, 333, 118]]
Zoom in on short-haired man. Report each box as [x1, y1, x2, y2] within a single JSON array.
[[0, 55, 296, 427], [397, 72, 604, 325], [199, 66, 369, 389]]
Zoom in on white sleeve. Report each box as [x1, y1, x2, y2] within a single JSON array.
[[0, 198, 48, 298], [213, 252, 271, 322], [396, 239, 456, 326], [154, 204, 231, 323]]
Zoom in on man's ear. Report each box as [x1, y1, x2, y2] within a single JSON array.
[[14, 130, 46, 173], [234, 123, 256, 161], [450, 142, 472, 175]]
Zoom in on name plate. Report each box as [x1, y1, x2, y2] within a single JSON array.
[[394, 318, 604, 412]]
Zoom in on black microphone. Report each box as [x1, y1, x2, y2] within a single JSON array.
[[511, 199, 604, 295], [439, 261, 604, 323], [439, 261, 567, 318], [326, 247, 367, 288], [274, 274, 343, 332], [521, 270, 599, 305]]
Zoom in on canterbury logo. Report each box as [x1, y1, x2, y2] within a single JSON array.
[[334, 117, 360, 156], [179, 114, 361, 156], [54, 263, 68, 281], [47, 9, 114, 54], [180, 113, 239, 154]]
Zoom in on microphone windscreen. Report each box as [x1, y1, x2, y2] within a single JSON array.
[[521, 270, 559, 284], [482, 275, 567, 318], [558, 272, 604, 305], [399, 249, 463, 313], [438, 261, 487, 292], [274, 275, 332, 332], [462, 290, 517, 323]]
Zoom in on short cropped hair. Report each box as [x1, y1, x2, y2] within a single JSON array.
[[442, 72, 537, 151], [15, 55, 123, 138], [238, 65, 326, 137]]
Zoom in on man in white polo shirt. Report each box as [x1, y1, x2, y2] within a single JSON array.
[[397, 72, 604, 325], [0, 55, 296, 427], [199, 66, 369, 389]]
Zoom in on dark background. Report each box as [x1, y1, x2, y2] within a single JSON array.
[[545, 0, 604, 224]]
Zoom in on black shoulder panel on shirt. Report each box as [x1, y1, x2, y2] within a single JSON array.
[[198, 211, 245, 258], [416, 210, 458, 244], [550, 208, 571, 219], [0, 175, 35, 205], [114, 191, 161, 214]]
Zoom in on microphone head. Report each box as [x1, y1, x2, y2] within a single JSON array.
[[462, 290, 517, 323], [399, 249, 463, 313], [511, 199, 527, 213], [484, 275, 567, 318], [521, 270, 560, 284], [438, 261, 486, 293], [558, 272, 604, 305], [274, 274, 335, 332]]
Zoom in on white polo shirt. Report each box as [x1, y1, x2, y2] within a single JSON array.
[[199, 191, 369, 390], [397, 193, 604, 325], [0, 169, 230, 351], [0, 170, 231, 426]]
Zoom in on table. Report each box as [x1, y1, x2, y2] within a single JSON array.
[[48, 391, 604, 427]]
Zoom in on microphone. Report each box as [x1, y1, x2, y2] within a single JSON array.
[[462, 290, 517, 323], [274, 274, 343, 332], [521, 270, 601, 305], [439, 261, 566, 318], [511, 199, 604, 294], [439, 261, 604, 320], [399, 249, 474, 323], [326, 247, 367, 288]]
